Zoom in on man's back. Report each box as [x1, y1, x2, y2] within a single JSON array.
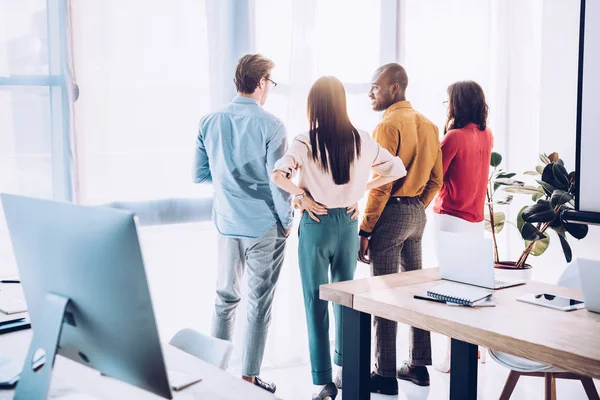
[[194, 96, 292, 238], [361, 100, 442, 234], [380, 101, 440, 199]]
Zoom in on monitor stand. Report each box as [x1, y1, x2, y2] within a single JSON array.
[[14, 292, 71, 400]]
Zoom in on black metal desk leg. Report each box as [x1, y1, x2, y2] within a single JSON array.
[[450, 338, 478, 400], [342, 307, 371, 400]]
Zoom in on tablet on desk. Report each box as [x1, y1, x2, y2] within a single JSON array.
[[517, 293, 585, 311]]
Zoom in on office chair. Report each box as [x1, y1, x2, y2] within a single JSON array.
[[170, 328, 234, 370], [490, 261, 600, 400]]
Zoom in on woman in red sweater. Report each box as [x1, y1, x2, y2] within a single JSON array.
[[433, 80, 494, 373]]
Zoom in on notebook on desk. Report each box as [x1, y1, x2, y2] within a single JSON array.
[[427, 282, 492, 306]]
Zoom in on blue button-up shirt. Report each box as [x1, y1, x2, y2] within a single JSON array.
[[193, 96, 293, 238]]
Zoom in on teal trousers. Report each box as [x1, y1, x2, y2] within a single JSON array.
[[298, 208, 359, 385]]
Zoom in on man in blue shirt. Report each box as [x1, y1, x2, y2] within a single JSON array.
[[193, 54, 292, 393]]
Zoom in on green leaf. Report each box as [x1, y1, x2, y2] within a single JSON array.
[[517, 206, 527, 233], [540, 153, 551, 165], [531, 191, 544, 202], [535, 165, 545, 174], [553, 163, 570, 190], [522, 200, 556, 223], [550, 215, 564, 230], [551, 190, 573, 208], [485, 212, 506, 234], [524, 170, 540, 176], [520, 222, 547, 241], [536, 179, 557, 196], [503, 186, 544, 195], [495, 178, 524, 187], [525, 235, 550, 257], [496, 172, 517, 179], [490, 152, 502, 167], [541, 164, 569, 192], [558, 234, 573, 263], [565, 222, 589, 240], [495, 195, 513, 205]]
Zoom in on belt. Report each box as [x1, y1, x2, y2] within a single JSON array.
[[386, 196, 421, 206]]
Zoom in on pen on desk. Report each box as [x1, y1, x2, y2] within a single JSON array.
[[0, 280, 20, 284], [413, 294, 446, 304]]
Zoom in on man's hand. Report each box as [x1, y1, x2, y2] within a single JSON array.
[[346, 203, 359, 220], [358, 236, 370, 264]]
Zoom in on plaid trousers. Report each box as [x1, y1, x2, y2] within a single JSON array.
[[370, 200, 432, 377]]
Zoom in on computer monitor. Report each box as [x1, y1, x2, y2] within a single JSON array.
[[1, 194, 172, 399]]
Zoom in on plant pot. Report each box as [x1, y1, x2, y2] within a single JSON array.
[[494, 261, 533, 282]]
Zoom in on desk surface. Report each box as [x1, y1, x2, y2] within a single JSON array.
[[0, 283, 276, 400], [320, 268, 600, 380]]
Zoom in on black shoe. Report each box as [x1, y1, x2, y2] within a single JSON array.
[[397, 361, 430, 387], [369, 372, 398, 395], [312, 382, 338, 400], [254, 376, 276, 393]]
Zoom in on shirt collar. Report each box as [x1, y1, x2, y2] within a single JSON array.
[[383, 100, 412, 118], [232, 95, 260, 105]]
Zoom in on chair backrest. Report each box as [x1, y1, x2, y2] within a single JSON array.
[[169, 328, 234, 370], [557, 260, 582, 290]]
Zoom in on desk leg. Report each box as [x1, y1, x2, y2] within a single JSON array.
[[342, 307, 371, 400], [450, 338, 478, 400]]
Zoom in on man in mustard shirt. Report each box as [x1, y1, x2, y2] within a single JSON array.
[[358, 63, 442, 394]]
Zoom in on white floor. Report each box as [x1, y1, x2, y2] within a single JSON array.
[[233, 329, 599, 400]]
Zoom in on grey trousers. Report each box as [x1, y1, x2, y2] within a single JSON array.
[[370, 201, 432, 377], [211, 223, 286, 376]]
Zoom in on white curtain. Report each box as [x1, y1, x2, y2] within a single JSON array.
[[69, 0, 219, 351]]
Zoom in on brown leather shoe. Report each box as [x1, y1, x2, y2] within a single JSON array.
[[369, 372, 398, 395], [397, 361, 430, 387]]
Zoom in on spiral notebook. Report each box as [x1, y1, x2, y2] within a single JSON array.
[[427, 282, 492, 306]]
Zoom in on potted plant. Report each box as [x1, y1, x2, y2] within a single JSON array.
[[485, 152, 523, 267], [499, 152, 589, 274]]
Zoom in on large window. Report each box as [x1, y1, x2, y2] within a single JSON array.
[[71, 0, 212, 204], [255, 0, 394, 136], [0, 0, 71, 275]]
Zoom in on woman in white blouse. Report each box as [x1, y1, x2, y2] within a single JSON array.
[[271, 76, 406, 400]]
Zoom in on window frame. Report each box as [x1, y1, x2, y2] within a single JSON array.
[[0, 0, 74, 202]]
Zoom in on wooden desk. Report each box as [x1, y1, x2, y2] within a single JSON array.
[[0, 282, 276, 400], [320, 268, 600, 400]]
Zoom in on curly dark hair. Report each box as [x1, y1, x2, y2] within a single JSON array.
[[444, 80, 489, 134]]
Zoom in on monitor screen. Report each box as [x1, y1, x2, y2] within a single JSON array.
[[576, 0, 600, 212]]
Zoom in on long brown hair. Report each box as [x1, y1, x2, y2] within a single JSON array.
[[307, 76, 361, 185], [444, 80, 489, 134]]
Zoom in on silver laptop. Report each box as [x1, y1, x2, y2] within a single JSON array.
[[578, 258, 600, 314], [436, 231, 526, 290]]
